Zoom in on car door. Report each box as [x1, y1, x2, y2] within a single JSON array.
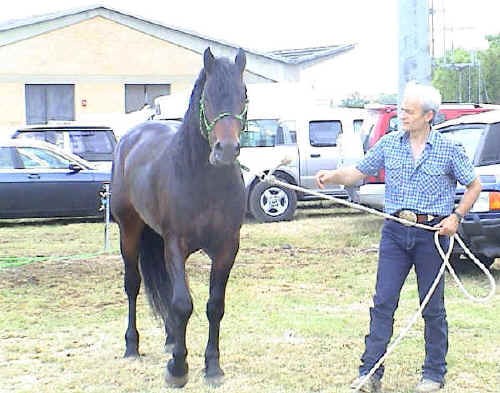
[[13, 146, 101, 218], [301, 120, 342, 191]]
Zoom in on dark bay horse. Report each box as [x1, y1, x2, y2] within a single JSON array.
[[110, 47, 247, 387]]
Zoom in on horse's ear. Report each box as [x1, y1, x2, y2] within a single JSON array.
[[203, 47, 215, 74], [235, 48, 246, 73]]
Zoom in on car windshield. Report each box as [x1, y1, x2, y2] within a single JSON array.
[[440, 126, 485, 161], [241, 119, 280, 147]]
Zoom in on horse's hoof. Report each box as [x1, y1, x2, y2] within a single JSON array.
[[204, 373, 224, 387], [204, 368, 225, 387], [165, 368, 188, 388], [165, 360, 189, 388]]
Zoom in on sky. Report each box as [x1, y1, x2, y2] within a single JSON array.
[[3, 0, 498, 52], [1, 0, 499, 96]]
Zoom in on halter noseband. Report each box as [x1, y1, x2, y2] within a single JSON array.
[[199, 88, 248, 140]]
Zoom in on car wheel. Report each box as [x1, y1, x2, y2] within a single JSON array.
[[248, 179, 297, 222]]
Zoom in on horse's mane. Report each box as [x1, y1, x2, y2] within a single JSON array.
[[176, 68, 209, 170]]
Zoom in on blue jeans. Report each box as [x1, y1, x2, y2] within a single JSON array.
[[359, 219, 449, 384]]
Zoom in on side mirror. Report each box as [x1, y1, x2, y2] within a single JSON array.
[[69, 162, 83, 172]]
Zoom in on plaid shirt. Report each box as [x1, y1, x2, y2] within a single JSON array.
[[357, 130, 476, 215]]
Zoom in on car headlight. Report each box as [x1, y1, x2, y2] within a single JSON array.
[[470, 191, 500, 212]]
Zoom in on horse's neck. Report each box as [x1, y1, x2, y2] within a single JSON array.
[[174, 121, 210, 171]]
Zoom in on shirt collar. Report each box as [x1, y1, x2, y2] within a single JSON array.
[[399, 128, 437, 146]]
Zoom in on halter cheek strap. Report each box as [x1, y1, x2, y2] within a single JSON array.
[[199, 89, 248, 140]]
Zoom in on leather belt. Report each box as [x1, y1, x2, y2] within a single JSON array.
[[393, 210, 439, 224]]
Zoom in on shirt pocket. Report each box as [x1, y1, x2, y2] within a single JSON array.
[[418, 162, 447, 196], [385, 158, 403, 185], [385, 158, 403, 203]]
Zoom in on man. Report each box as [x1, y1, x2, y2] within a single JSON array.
[[315, 82, 481, 393]]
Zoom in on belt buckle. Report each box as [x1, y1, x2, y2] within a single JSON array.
[[398, 210, 417, 225]]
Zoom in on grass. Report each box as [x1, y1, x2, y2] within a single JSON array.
[[0, 202, 499, 393]]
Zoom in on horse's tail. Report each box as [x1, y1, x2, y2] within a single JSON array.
[[139, 225, 170, 321]]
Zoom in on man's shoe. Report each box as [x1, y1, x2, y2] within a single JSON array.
[[350, 374, 382, 393], [414, 378, 444, 392]]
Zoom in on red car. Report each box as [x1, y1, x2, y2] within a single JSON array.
[[361, 103, 497, 183]]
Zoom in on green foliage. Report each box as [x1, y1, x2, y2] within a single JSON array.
[[374, 93, 398, 105], [432, 34, 500, 104], [340, 91, 370, 108]]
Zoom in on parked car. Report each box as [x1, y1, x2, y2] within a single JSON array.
[[436, 110, 500, 267], [11, 122, 117, 170], [360, 110, 500, 267], [239, 106, 366, 222], [0, 139, 110, 219]]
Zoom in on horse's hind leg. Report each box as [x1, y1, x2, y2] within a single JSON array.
[[204, 238, 239, 385], [119, 218, 144, 358]]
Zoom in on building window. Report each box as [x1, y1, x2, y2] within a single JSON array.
[[125, 84, 171, 113]]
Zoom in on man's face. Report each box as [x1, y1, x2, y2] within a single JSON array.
[[400, 96, 433, 133]]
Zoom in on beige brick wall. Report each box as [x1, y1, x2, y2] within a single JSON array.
[[75, 83, 123, 117], [0, 83, 26, 128], [0, 16, 202, 127], [0, 17, 201, 76]]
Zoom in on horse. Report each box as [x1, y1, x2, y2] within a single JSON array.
[[110, 47, 247, 387]]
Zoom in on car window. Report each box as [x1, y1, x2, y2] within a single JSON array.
[[241, 119, 279, 147], [479, 123, 500, 165], [353, 119, 364, 136], [68, 130, 114, 155], [387, 116, 398, 133], [309, 120, 342, 147], [16, 147, 70, 169], [440, 126, 485, 161], [0, 147, 14, 169]]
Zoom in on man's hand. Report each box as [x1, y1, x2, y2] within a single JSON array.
[[434, 214, 461, 236], [315, 170, 333, 189]]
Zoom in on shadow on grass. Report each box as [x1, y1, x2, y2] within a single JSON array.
[[0, 216, 104, 227]]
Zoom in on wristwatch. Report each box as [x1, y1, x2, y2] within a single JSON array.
[[452, 210, 464, 222]]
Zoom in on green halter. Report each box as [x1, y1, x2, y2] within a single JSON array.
[[199, 88, 248, 140]]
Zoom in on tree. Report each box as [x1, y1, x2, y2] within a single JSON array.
[[479, 34, 500, 103], [432, 34, 500, 104], [340, 92, 369, 108]]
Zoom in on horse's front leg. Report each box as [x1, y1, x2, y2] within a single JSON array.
[[164, 237, 192, 388], [204, 238, 239, 385]]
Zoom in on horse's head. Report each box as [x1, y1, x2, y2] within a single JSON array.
[[200, 47, 247, 166]]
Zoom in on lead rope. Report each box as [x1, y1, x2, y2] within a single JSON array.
[[243, 163, 496, 392]]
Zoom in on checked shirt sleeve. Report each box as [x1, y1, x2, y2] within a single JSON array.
[[356, 138, 385, 176], [450, 142, 476, 186]]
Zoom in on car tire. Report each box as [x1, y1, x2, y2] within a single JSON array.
[[248, 179, 297, 223]]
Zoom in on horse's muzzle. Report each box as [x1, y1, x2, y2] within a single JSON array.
[[210, 140, 240, 166]]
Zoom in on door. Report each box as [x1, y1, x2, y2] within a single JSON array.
[[301, 120, 342, 191], [4, 146, 100, 218], [25, 84, 75, 125]]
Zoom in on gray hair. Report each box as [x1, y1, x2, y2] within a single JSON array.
[[403, 81, 442, 121]]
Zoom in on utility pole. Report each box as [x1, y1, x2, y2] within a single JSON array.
[[398, 0, 432, 100]]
